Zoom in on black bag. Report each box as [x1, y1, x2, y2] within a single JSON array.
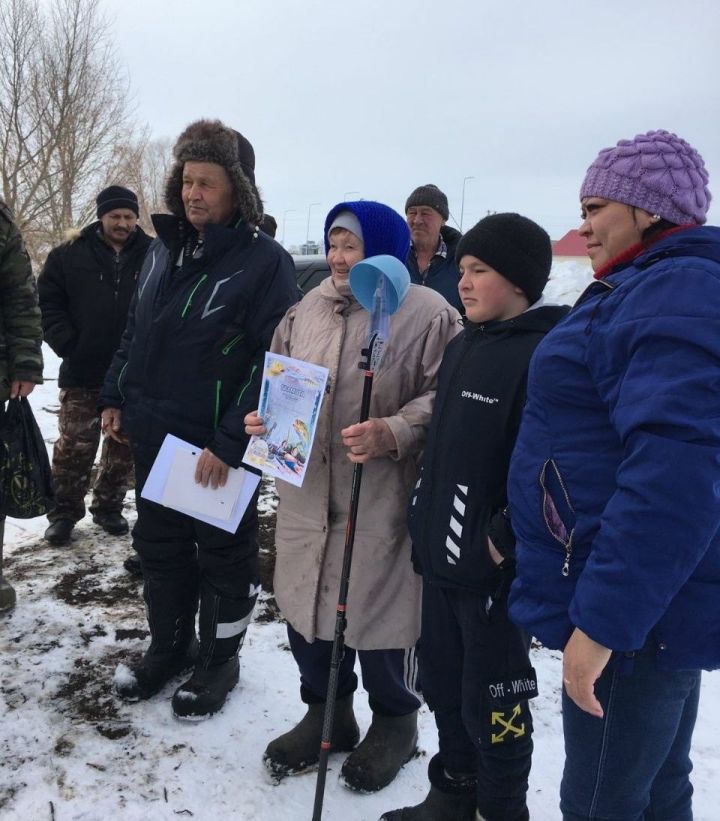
[[0, 397, 54, 518]]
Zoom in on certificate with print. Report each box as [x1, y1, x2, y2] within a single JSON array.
[[242, 352, 329, 487]]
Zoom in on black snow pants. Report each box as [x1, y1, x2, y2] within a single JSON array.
[[419, 581, 535, 821], [133, 448, 259, 668]]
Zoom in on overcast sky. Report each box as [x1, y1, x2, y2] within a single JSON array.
[[105, 0, 720, 248]]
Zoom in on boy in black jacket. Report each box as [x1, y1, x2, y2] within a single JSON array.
[[382, 214, 569, 821]]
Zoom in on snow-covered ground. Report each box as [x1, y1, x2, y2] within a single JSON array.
[[2, 261, 719, 821]]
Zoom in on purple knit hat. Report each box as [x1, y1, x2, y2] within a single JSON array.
[[580, 130, 711, 225]]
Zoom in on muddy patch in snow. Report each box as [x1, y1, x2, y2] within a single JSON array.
[[54, 651, 135, 740], [54, 566, 141, 608]]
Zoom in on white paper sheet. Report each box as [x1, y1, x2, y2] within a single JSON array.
[[141, 434, 260, 533], [160, 448, 245, 522]]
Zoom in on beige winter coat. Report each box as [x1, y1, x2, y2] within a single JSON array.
[[272, 276, 461, 649]]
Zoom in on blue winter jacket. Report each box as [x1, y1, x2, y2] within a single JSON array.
[[508, 226, 720, 671]]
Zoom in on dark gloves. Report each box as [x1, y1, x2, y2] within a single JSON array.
[[487, 506, 516, 561]]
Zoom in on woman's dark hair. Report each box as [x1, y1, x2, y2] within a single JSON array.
[[641, 218, 676, 243], [629, 206, 677, 244]]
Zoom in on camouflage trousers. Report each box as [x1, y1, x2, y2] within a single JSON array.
[[49, 388, 133, 523]]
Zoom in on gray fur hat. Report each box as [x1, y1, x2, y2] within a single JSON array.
[[164, 118, 262, 225]]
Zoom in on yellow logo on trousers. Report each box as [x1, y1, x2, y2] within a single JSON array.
[[491, 704, 526, 743]]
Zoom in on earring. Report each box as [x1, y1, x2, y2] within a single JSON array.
[[652, 214, 661, 222]]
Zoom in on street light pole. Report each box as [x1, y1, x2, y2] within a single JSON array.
[[460, 176, 475, 231], [282, 208, 296, 247], [306, 202, 320, 253]]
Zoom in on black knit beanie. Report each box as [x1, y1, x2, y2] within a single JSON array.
[[455, 213, 552, 304], [96, 185, 139, 218], [405, 184, 449, 220]]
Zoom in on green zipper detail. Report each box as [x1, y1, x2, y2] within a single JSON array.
[[117, 362, 128, 401], [222, 333, 245, 355], [236, 364, 258, 405], [214, 380, 222, 429], [181, 273, 208, 318]]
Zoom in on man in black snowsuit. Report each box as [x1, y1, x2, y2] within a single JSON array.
[[382, 214, 569, 820], [100, 119, 297, 720], [39, 186, 151, 547]]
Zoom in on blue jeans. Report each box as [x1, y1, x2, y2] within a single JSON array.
[[561, 644, 701, 820]]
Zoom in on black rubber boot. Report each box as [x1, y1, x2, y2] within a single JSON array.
[[113, 576, 198, 701], [44, 518, 74, 545], [263, 694, 360, 781], [172, 655, 239, 720], [92, 511, 129, 535], [0, 573, 15, 612], [341, 709, 418, 793], [123, 553, 143, 577], [171, 587, 257, 721], [114, 635, 199, 701], [380, 753, 477, 820], [0, 526, 16, 613]]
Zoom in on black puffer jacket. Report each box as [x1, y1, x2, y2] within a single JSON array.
[[100, 214, 298, 467], [409, 304, 569, 593], [38, 223, 152, 388]]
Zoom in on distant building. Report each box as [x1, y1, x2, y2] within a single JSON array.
[[299, 241, 321, 255], [553, 229, 587, 263]]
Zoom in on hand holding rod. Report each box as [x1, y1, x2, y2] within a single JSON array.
[[311, 333, 378, 821], [311, 255, 409, 820]]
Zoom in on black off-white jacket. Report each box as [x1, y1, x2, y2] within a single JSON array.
[[409, 303, 569, 593]]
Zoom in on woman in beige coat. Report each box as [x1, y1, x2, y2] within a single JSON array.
[[245, 200, 460, 793]]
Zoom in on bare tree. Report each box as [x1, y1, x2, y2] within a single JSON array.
[[0, 0, 50, 231], [138, 137, 174, 219], [39, 0, 133, 232], [0, 0, 138, 261]]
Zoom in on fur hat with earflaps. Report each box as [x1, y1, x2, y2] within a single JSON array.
[[164, 118, 262, 225]]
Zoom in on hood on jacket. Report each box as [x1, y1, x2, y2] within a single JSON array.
[[440, 224, 462, 252], [634, 225, 720, 270], [150, 212, 259, 262], [62, 221, 150, 250], [464, 303, 570, 335], [596, 224, 720, 281]]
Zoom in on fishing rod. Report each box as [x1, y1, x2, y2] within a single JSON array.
[[312, 255, 409, 821]]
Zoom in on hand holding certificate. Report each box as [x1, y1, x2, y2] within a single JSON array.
[[242, 353, 329, 487]]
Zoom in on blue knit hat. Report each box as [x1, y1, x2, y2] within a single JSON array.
[[324, 201, 410, 261]]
